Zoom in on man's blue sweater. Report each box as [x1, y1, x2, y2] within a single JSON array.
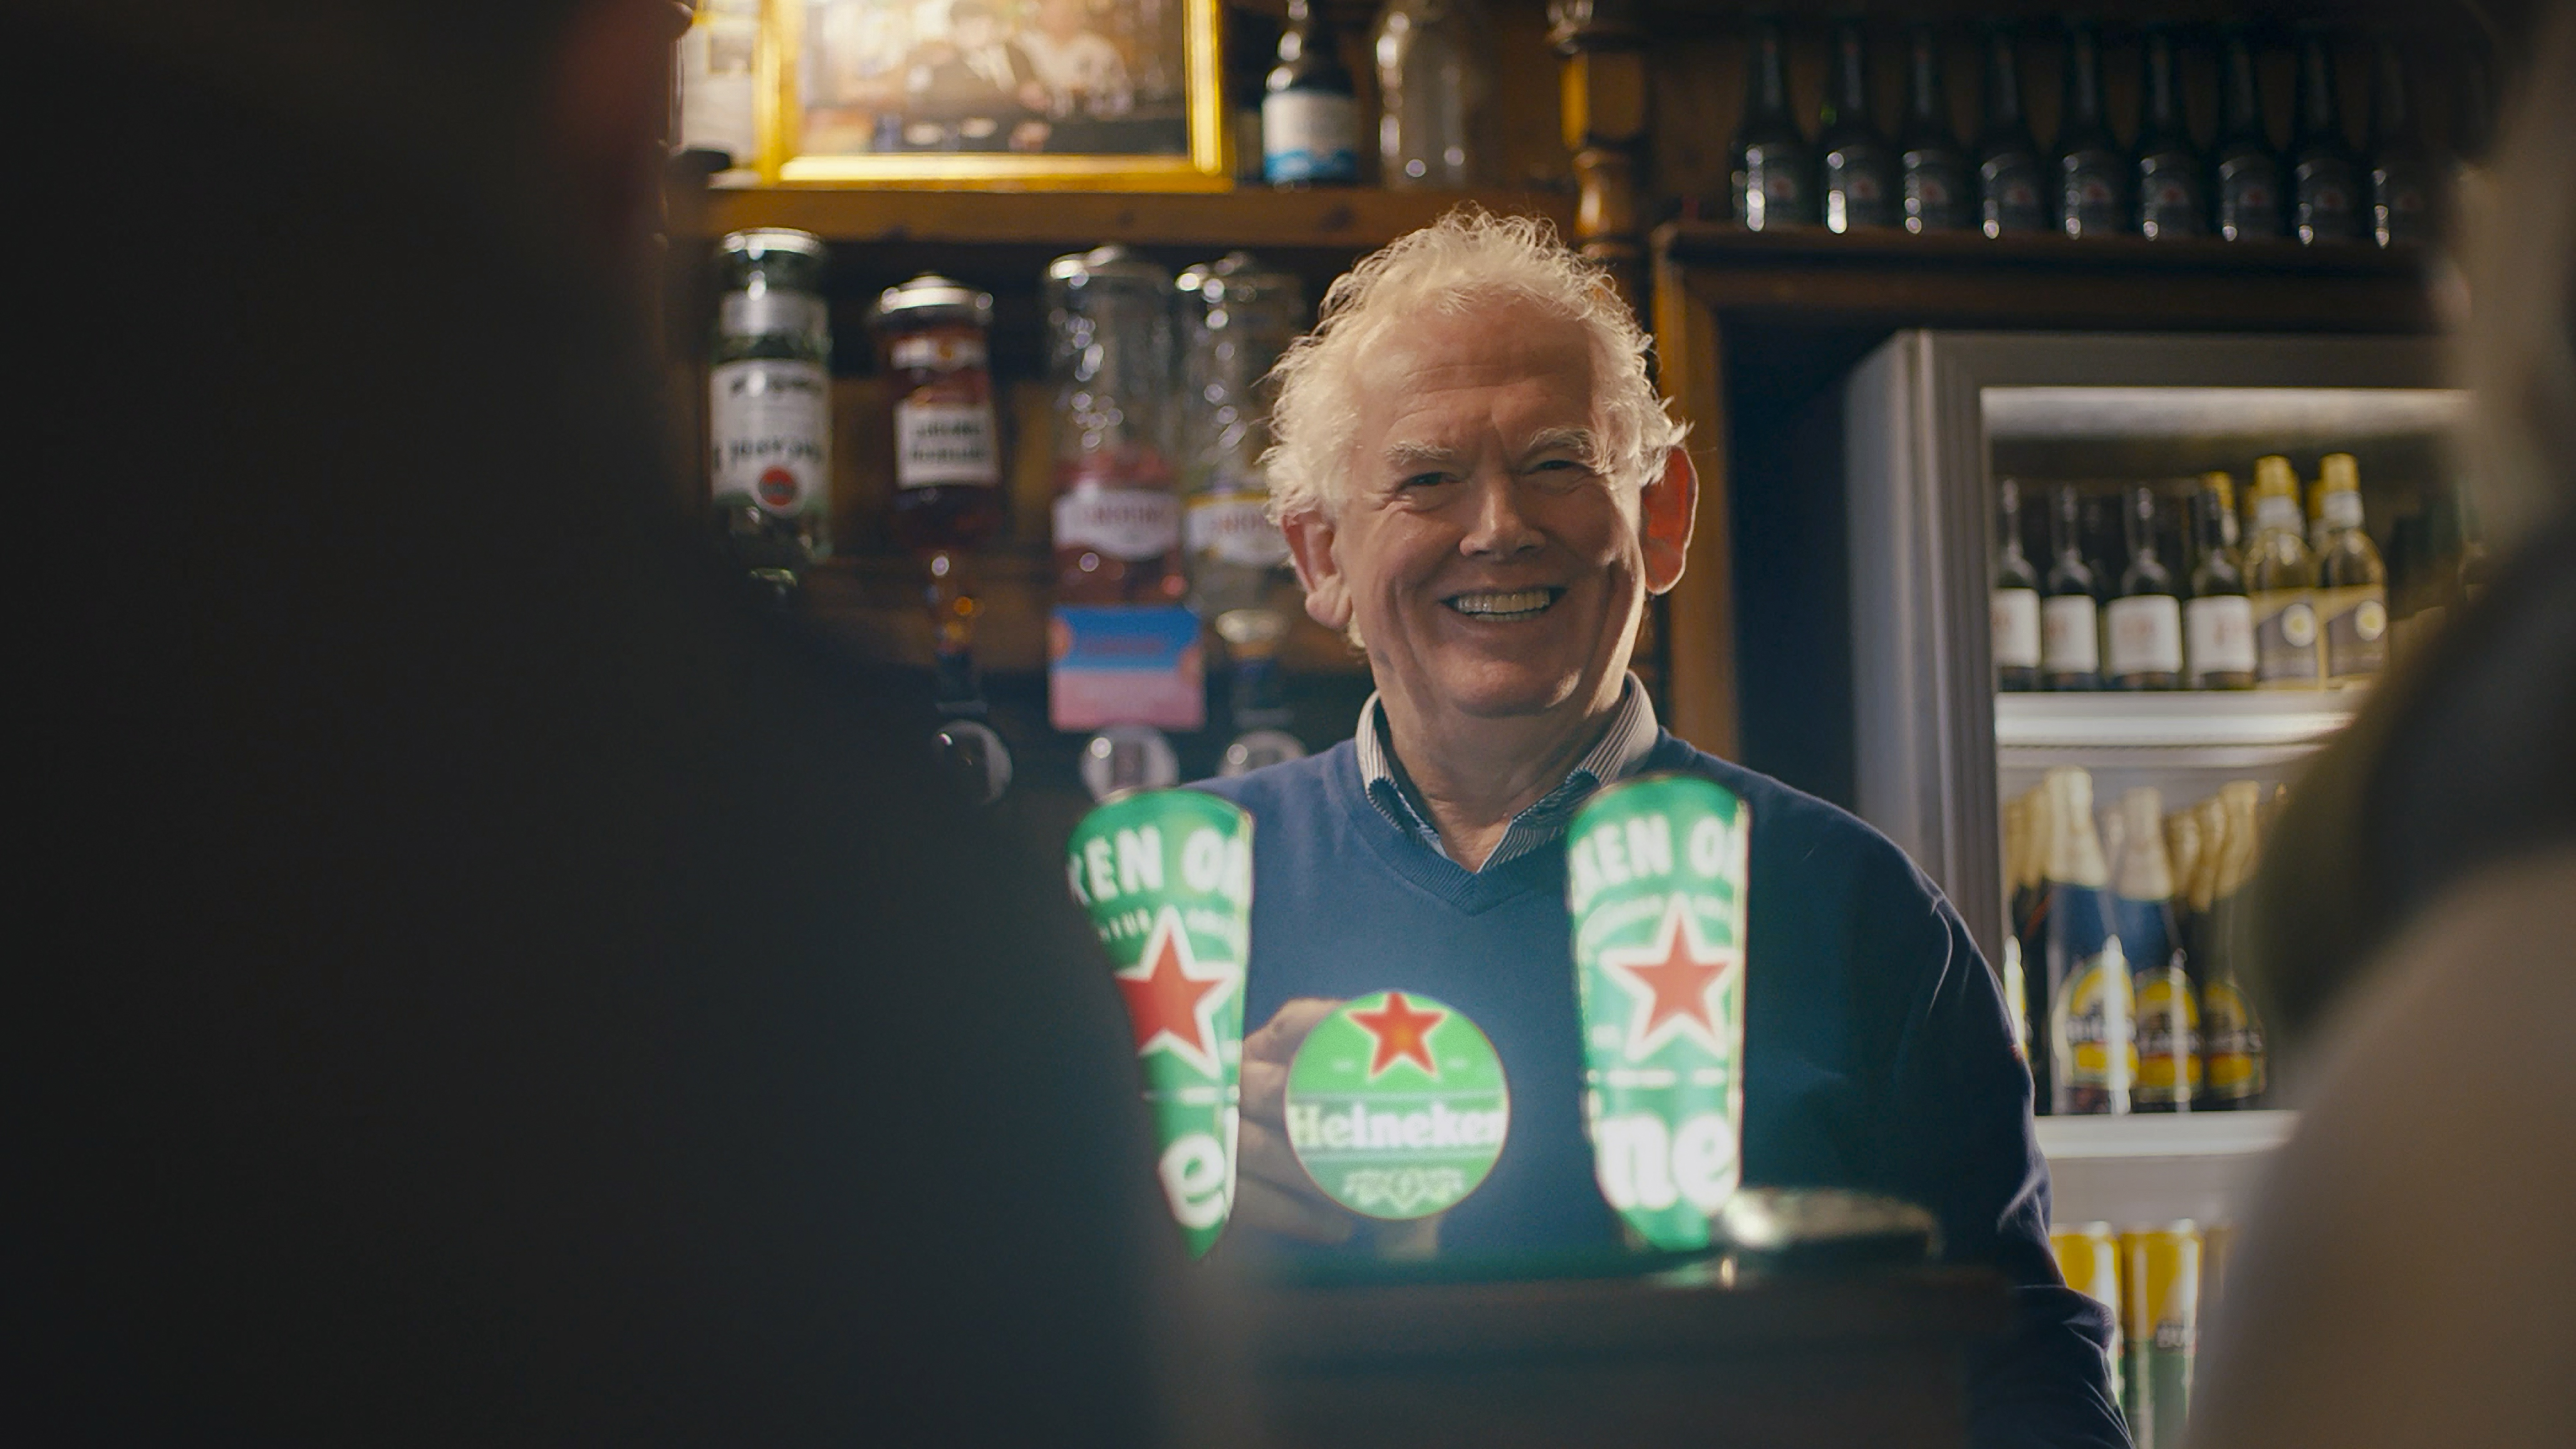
[[1198, 733, 2130, 1449]]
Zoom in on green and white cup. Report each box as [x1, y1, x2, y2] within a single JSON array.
[[1067, 789, 1253, 1258], [1566, 773, 1752, 1250]]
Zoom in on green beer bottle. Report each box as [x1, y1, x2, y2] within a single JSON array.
[[1566, 774, 1752, 1250], [1066, 790, 1254, 1258]]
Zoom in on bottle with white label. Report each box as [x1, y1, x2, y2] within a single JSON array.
[[1264, 0, 1359, 186], [675, 0, 760, 171], [870, 273, 1002, 556], [2184, 472, 2258, 690], [2042, 486, 2103, 691], [2245, 456, 2322, 688], [1047, 245, 1185, 605], [1992, 480, 2043, 692], [2107, 486, 2184, 690], [1177, 252, 1307, 737], [710, 228, 831, 600], [2312, 453, 2388, 685]]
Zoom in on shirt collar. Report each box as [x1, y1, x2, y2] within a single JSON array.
[[1354, 674, 1663, 870]]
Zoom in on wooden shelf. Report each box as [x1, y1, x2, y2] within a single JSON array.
[[802, 550, 1366, 676], [703, 184, 1577, 251]]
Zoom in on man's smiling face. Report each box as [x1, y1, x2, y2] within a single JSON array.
[[1283, 299, 1651, 732]]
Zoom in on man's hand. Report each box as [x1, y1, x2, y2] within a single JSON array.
[[1233, 998, 1358, 1245]]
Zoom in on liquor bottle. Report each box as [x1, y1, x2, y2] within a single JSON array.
[[873, 274, 1004, 559], [2113, 787, 2199, 1113], [1819, 20, 1897, 233], [2134, 26, 2205, 239], [2288, 26, 2361, 244], [2367, 36, 2436, 247], [2312, 453, 2388, 685], [708, 228, 831, 603], [1731, 18, 1816, 230], [1374, 0, 1494, 189], [1047, 245, 1185, 605], [2198, 782, 2269, 1109], [1264, 0, 1360, 187], [1898, 23, 1971, 233], [2037, 766, 2133, 1116], [1992, 479, 2043, 692], [2042, 486, 2102, 691], [2185, 473, 2257, 690], [675, 0, 759, 171], [1975, 24, 2047, 237], [2054, 20, 2127, 238], [2213, 27, 2285, 241], [2107, 486, 2184, 690], [2244, 455, 2322, 687]]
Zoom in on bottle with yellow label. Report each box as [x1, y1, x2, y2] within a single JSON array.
[[2037, 767, 2136, 1115], [2112, 787, 2200, 1112], [2243, 456, 2321, 687], [2312, 453, 2389, 685]]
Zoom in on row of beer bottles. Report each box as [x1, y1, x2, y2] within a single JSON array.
[[1993, 458, 2387, 693], [2004, 768, 2271, 1115], [1730, 17, 2482, 245]]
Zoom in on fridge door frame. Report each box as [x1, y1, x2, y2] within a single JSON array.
[[1843, 330, 2451, 959]]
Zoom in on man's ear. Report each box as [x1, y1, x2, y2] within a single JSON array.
[[1281, 509, 1352, 632], [1640, 445, 1698, 595]]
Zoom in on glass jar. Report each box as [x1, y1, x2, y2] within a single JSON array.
[[1176, 252, 1306, 729], [1045, 245, 1183, 605], [710, 228, 832, 595], [869, 273, 1002, 556]]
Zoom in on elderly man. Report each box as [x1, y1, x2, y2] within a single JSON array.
[[1196, 212, 2127, 1449]]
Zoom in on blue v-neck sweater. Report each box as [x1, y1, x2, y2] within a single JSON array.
[[1197, 733, 2129, 1449]]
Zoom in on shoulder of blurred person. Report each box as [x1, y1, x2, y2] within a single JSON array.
[[10, 8, 1227, 1446], [2189, 849, 2576, 1449]]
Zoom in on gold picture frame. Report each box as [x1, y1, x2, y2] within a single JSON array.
[[762, 0, 1229, 189]]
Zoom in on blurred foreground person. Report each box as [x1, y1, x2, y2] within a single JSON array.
[[2192, 12, 2576, 1449], [10, 3, 1215, 1445]]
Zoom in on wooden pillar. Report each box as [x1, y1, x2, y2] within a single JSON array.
[[1549, 0, 1649, 308]]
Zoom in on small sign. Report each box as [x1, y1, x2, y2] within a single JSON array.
[[1050, 605, 1205, 732], [1284, 992, 1509, 1221]]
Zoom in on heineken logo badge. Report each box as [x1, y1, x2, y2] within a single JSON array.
[[1284, 992, 1508, 1221]]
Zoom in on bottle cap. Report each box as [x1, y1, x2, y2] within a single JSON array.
[[2320, 452, 2360, 493], [2253, 454, 2297, 497], [868, 273, 994, 330]]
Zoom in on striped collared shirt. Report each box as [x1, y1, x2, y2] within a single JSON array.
[[1353, 674, 1664, 872]]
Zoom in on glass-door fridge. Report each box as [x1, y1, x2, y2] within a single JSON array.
[[1838, 331, 2468, 1426]]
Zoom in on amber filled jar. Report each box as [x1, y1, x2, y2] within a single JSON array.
[[1045, 245, 1184, 605], [869, 273, 1003, 555]]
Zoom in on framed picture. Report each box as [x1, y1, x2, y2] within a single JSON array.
[[765, 0, 1228, 188]]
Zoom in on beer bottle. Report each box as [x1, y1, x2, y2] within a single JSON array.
[[2134, 26, 2206, 239], [2244, 456, 2322, 688], [2313, 453, 2389, 685], [2042, 486, 2103, 691], [2198, 782, 2269, 1109], [1993, 479, 2044, 692], [2162, 806, 2205, 987], [2305, 472, 2332, 558], [2185, 474, 2258, 690], [2038, 766, 2133, 1116], [1263, 0, 1360, 187], [2108, 486, 2185, 691], [2367, 36, 2437, 248], [2288, 25, 2362, 244], [708, 228, 832, 604], [1975, 24, 2047, 237], [2054, 20, 2127, 238], [1732, 18, 1817, 230], [2113, 787, 2200, 1113], [1898, 23, 1971, 234], [2213, 27, 2285, 241], [1819, 20, 1897, 233]]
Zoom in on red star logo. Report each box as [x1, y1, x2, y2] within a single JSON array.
[[1113, 908, 1236, 1075], [1347, 991, 1447, 1079], [1598, 897, 1739, 1057]]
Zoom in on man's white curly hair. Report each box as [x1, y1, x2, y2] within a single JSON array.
[[1262, 208, 1688, 522]]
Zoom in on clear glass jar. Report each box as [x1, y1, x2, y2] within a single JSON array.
[[1045, 245, 1183, 605], [1373, 0, 1494, 189], [709, 228, 831, 595]]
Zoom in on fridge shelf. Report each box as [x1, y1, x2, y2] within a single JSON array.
[[2035, 1109, 2297, 1162], [1995, 692, 2361, 751]]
